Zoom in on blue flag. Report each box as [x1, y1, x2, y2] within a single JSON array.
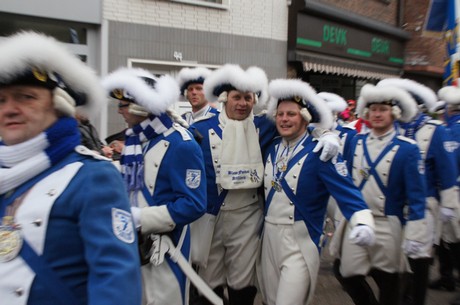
[[425, 0, 449, 32], [425, 0, 458, 85], [443, 0, 458, 85]]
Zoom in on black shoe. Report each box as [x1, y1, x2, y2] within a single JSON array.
[[429, 278, 456, 291]]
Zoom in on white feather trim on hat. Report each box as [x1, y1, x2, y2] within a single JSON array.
[[357, 84, 418, 123], [377, 78, 438, 112], [266, 79, 333, 129], [438, 86, 460, 105], [101, 67, 179, 116], [0, 31, 104, 116], [176, 67, 211, 98], [203, 64, 268, 105], [317, 92, 348, 113]]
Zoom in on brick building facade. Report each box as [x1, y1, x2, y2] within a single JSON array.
[[0, 0, 447, 136], [403, 0, 445, 87], [288, 0, 445, 97]]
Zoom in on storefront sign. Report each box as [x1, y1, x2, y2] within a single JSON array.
[[296, 14, 404, 66]]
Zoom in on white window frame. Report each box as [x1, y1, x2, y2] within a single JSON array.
[[169, 0, 230, 10], [127, 58, 222, 115]]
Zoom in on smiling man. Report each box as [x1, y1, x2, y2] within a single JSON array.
[[189, 64, 343, 305], [259, 79, 375, 305]]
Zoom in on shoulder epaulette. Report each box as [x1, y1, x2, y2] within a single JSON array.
[[426, 119, 443, 126], [194, 114, 214, 124], [193, 112, 217, 123], [255, 110, 268, 117], [396, 135, 417, 145], [75, 145, 111, 161]]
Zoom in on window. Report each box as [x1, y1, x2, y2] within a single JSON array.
[[0, 13, 88, 44], [169, 0, 229, 10]]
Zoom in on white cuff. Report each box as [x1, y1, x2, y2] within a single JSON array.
[[140, 205, 176, 234], [131, 207, 142, 230], [349, 209, 375, 230]]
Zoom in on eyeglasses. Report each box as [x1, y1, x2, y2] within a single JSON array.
[[118, 102, 130, 109]]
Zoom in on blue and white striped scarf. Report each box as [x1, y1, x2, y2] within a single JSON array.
[[0, 117, 81, 194], [399, 112, 431, 139], [120, 114, 173, 197]]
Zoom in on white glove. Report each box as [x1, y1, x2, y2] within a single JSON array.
[[313, 132, 340, 162], [403, 239, 424, 256], [440, 207, 456, 223], [131, 206, 142, 230], [348, 225, 375, 246]]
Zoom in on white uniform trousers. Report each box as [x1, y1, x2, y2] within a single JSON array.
[[341, 216, 404, 277], [259, 222, 311, 305], [199, 202, 263, 289], [409, 208, 434, 259], [141, 258, 187, 305]]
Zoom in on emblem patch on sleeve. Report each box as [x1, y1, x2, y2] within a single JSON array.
[[186, 169, 201, 189], [334, 161, 348, 177], [444, 141, 459, 153], [112, 208, 135, 244]]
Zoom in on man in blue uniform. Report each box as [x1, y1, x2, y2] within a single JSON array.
[[437, 85, 460, 305], [190, 64, 341, 305], [259, 79, 375, 305], [340, 83, 428, 305], [317, 91, 359, 283], [377, 78, 459, 305], [176, 67, 219, 125], [102, 67, 207, 305], [0, 32, 142, 305]]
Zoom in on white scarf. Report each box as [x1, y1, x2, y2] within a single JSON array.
[[0, 117, 80, 194], [0, 135, 50, 194], [217, 108, 264, 189]]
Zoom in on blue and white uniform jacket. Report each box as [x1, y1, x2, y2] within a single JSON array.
[[399, 114, 458, 211], [444, 115, 460, 242], [333, 123, 357, 158], [325, 123, 357, 229], [346, 132, 427, 242], [263, 134, 373, 252], [0, 147, 142, 305], [446, 114, 460, 188], [182, 105, 219, 126], [189, 113, 276, 215], [135, 125, 206, 305]]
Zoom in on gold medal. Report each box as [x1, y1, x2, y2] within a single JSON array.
[[359, 168, 369, 180], [0, 216, 23, 263], [271, 180, 282, 192], [277, 162, 287, 172]]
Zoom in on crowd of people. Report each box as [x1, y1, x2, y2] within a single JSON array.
[[0, 31, 459, 305]]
